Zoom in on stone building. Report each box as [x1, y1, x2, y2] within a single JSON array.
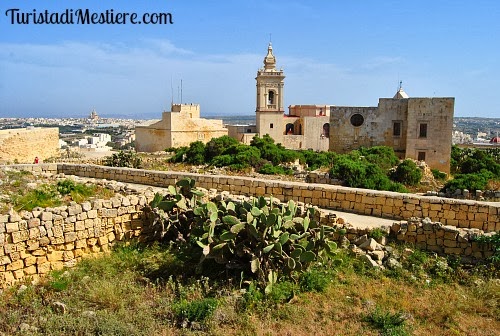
[[229, 43, 454, 173], [0, 127, 59, 163], [228, 43, 331, 151], [135, 103, 228, 152], [329, 85, 455, 174]]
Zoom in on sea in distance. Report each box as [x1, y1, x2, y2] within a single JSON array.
[[205, 115, 256, 125]]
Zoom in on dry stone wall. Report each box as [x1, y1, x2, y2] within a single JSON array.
[[0, 193, 154, 288], [0, 163, 497, 288], [49, 164, 499, 232], [5, 163, 500, 232]]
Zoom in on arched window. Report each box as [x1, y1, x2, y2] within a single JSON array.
[[285, 123, 294, 135], [322, 123, 330, 137], [268, 90, 275, 105]]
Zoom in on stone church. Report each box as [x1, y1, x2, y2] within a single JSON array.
[[229, 43, 455, 174]]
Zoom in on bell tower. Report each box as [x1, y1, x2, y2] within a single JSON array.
[[256, 42, 285, 143]]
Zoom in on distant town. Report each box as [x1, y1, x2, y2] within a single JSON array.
[[0, 110, 498, 158], [0, 110, 256, 156]]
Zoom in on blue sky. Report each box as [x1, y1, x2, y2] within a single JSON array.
[[0, 0, 499, 118]]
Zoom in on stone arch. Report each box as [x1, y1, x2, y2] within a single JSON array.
[[285, 123, 294, 135], [322, 123, 330, 137], [268, 90, 275, 105]]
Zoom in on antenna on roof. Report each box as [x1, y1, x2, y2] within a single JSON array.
[[180, 79, 183, 104], [399, 80, 403, 90], [170, 76, 174, 106]]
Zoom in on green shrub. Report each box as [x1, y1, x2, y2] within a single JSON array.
[[358, 146, 400, 170], [104, 151, 142, 168], [329, 156, 406, 192], [258, 163, 293, 175], [364, 307, 409, 336], [251, 134, 300, 165], [185, 141, 206, 165], [172, 297, 218, 323], [329, 156, 367, 188], [451, 146, 500, 176], [475, 232, 500, 263], [12, 184, 61, 211], [48, 270, 72, 291], [205, 135, 239, 161], [390, 159, 422, 186], [299, 150, 337, 170], [168, 146, 188, 163], [431, 168, 447, 180], [267, 280, 296, 303], [369, 228, 387, 240], [441, 171, 495, 192], [56, 179, 96, 203], [211, 154, 234, 167], [299, 269, 330, 292], [223, 144, 261, 168]]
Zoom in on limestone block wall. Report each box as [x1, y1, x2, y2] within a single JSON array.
[[42, 165, 500, 232], [0, 191, 494, 289], [389, 219, 494, 259], [0, 193, 154, 288], [0, 128, 59, 164]]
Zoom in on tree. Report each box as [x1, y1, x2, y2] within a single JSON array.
[[185, 141, 206, 165], [390, 159, 422, 186], [204, 136, 239, 162]]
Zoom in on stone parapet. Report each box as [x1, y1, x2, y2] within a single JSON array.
[[5, 164, 500, 233]]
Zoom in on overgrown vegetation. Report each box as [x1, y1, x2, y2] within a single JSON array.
[[475, 232, 500, 263], [443, 146, 500, 192], [0, 171, 114, 211], [1, 242, 498, 335], [328, 152, 408, 192], [104, 150, 142, 168], [167, 135, 425, 192]]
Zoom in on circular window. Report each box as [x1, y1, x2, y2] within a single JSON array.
[[350, 114, 364, 127]]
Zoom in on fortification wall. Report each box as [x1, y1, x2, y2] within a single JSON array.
[[10, 164, 498, 232], [0, 128, 59, 164]]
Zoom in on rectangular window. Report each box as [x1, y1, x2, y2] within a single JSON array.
[[419, 123, 428, 138], [418, 151, 426, 161], [393, 121, 401, 137], [270, 123, 274, 129], [246, 129, 252, 133]]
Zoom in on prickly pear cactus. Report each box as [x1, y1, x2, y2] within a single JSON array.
[[147, 179, 339, 291]]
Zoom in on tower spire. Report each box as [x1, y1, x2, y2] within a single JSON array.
[[263, 41, 276, 70]]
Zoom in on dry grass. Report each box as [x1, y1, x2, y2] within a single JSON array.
[[1, 235, 498, 336]]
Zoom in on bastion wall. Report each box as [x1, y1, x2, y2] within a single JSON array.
[[0, 128, 59, 164]]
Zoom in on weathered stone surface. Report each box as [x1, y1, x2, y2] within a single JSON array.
[[361, 254, 380, 268], [359, 238, 382, 251], [51, 301, 67, 314]]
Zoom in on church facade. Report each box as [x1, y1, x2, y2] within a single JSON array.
[[229, 43, 454, 174]]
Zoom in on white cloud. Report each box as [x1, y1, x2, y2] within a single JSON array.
[[0, 39, 493, 118]]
